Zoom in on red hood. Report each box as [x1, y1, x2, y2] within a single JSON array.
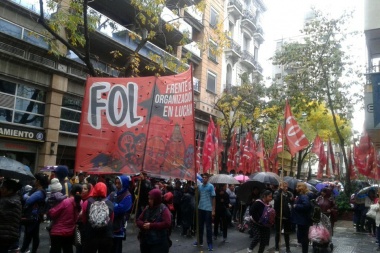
[[93, 182, 107, 198]]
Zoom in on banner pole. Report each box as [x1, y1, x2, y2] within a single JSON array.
[[189, 64, 200, 246], [279, 101, 288, 253]]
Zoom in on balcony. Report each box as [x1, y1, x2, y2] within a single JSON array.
[[88, 0, 189, 49], [240, 50, 256, 69], [193, 77, 200, 93], [253, 61, 264, 76], [165, 0, 201, 9], [184, 6, 204, 32], [254, 27, 265, 44], [183, 41, 201, 64], [224, 37, 241, 63], [241, 10, 257, 34], [161, 7, 192, 38], [227, 0, 243, 19]]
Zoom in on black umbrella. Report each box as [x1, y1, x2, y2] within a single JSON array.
[[0, 156, 35, 184], [283, 176, 300, 190], [249, 172, 280, 185], [236, 180, 266, 204]]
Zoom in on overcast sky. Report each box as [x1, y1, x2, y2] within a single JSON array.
[[260, 0, 365, 134]]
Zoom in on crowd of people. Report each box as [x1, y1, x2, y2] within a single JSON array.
[[0, 166, 351, 253]]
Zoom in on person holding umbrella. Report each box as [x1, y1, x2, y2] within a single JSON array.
[[213, 184, 230, 243], [273, 181, 293, 253]]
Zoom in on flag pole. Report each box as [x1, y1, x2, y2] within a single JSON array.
[[279, 100, 288, 253], [189, 64, 200, 246]]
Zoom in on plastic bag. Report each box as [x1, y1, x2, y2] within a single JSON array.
[[308, 225, 330, 244]]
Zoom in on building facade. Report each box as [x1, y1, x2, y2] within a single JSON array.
[[364, 0, 380, 148], [222, 0, 266, 89], [0, 0, 227, 173]]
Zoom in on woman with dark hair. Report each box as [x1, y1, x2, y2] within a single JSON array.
[[316, 188, 338, 235], [0, 179, 22, 253], [247, 190, 273, 253], [20, 172, 48, 253], [137, 189, 172, 253], [292, 182, 312, 253], [48, 184, 82, 253]]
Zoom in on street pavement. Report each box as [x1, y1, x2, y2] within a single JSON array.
[[31, 219, 377, 252]]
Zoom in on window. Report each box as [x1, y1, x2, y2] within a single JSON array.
[[208, 40, 218, 63], [210, 7, 219, 29], [207, 71, 217, 93], [60, 96, 83, 135], [0, 79, 45, 128]]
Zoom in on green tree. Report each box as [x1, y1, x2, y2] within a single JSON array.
[[214, 73, 266, 171], [37, 0, 228, 77], [270, 9, 363, 194]]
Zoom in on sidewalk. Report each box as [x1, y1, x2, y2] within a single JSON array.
[[234, 220, 378, 253]]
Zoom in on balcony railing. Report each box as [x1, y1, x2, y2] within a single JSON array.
[[241, 50, 255, 69], [183, 41, 201, 58], [184, 6, 203, 24], [9, 0, 187, 73], [241, 10, 257, 32], [227, 0, 243, 17], [0, 17, 49, 50], [161, 7, 192, 38], [227, 37, 242, 54]]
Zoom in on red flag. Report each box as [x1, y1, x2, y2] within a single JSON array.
[[348, 148, 357, 180], [202, 117, 216, 173], [269, 125, 283, 163], [355, 134, 372, 177], [311, 135, 323, 156], [215, 125, 224, 153], [312, 135, 326, 179], [227, 131, 238, 172], [284, 101, 309, 156], [239, 132, 256, 174], [195, 139, 201, 174]]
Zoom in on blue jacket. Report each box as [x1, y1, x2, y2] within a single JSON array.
[[108, 175, 132, 237], [291, 194, 311, 226]]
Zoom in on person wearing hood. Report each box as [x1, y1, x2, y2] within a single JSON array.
[[81, 182, 114, 253], [137, 189, 172, 253], [0, 179, 22, 253], [108, 175, 132, 253], [55, 166, 72, 196], [316, 187, 338, 234]]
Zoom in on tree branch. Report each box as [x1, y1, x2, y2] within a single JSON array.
[[38, 0, 96, 76]]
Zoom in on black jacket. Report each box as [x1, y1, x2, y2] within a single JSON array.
[[274, 189, 293, 219], [0, 194, 22, 247]]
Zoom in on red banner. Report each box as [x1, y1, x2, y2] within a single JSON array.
[[328, 139, 338, 178], [269, 125, 283, 163], [284, 101, 309, 156], [75, 68, 195, 180]]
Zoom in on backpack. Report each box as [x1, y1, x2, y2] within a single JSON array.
[[310, 199, 321, 223], [88, 198, 110, 229], [257, 200, 276, 227]]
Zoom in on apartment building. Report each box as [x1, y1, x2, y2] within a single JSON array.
[[0, 0, 225, 172], [222, 0, 266, 89], [364, 0, 380, 148]]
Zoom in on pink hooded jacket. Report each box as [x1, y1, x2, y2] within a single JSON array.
[[48, 197, 80, 236]]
